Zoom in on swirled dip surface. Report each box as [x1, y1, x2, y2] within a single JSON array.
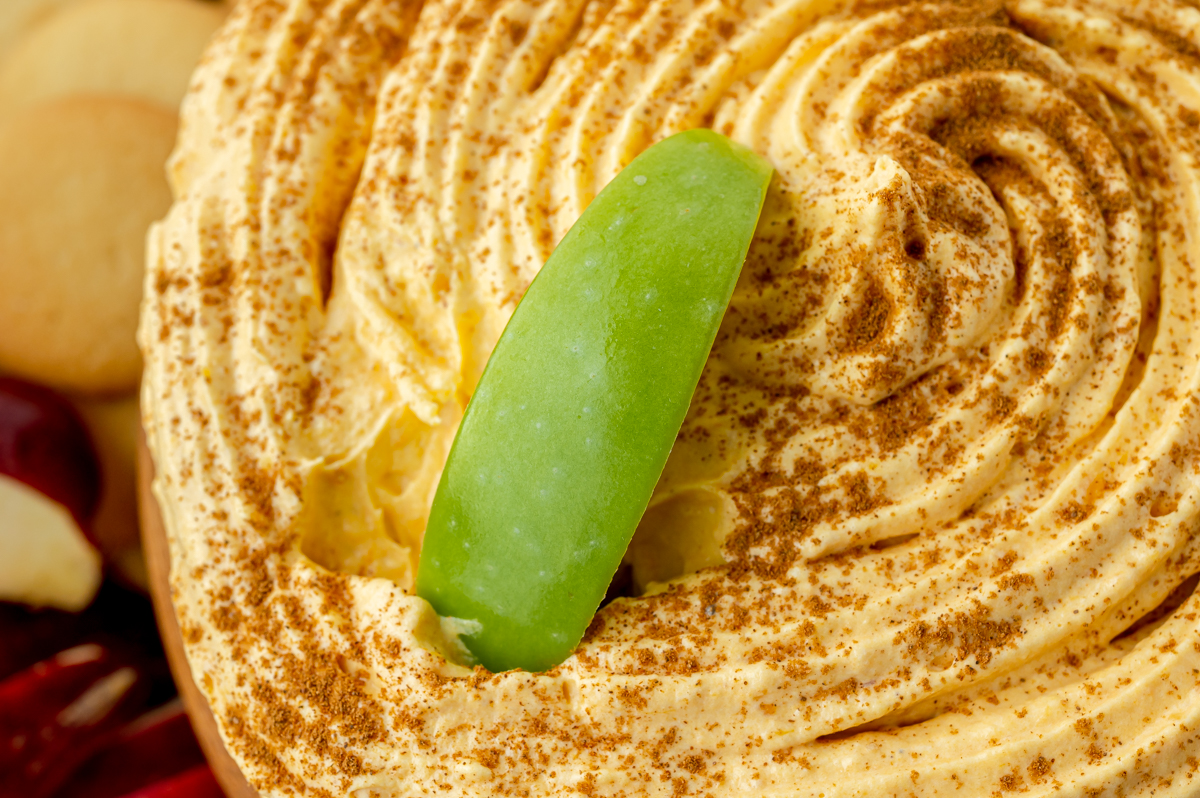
[[142, 0, 1200, 795]]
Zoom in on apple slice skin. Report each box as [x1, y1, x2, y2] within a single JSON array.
[[0, 643, 149, 798], [0, 580, 168, 683], [117, 764, 225, 798], [0, 600, 90, 681], [417, 130, 772, 673], [54, 699, 206, 798], [0, 377, 101, 528], [0, 378, 108, 610]]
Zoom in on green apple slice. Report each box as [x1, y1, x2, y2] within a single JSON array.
[[416, 129, 772, 672]]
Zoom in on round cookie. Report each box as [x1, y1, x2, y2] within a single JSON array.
[[0, 0, 78, 64], [0, 96, 176, 395], [0, 0, 227, 114]]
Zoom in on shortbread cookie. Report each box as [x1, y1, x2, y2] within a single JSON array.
[[0, 0, 77, 63], [0, 0, 226, 114], [0, 96, 176, 395]]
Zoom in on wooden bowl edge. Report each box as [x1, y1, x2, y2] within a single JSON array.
[[136, 431, 260, 798]]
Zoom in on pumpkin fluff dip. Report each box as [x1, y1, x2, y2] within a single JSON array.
[[141, 0, 1200, 795]]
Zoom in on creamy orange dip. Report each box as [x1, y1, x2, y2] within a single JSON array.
[[142, 0, 1200, 795]]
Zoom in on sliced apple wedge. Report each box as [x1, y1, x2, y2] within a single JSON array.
[[0, 579, 166, 687], [0, 599, 87, 681], [0, 377, 103, 610], [0, 475, 102, 610], [0, 643, 148, 798], [55, 699, 207, 798]]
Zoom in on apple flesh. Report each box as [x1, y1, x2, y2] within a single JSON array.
[[0, 377, 103, 610], [0, 475, 103, 610], [416, 130, 772, 672], [0, 643, 148, 798]]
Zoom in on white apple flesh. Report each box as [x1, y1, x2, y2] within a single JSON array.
[[0, 474, 101, 609], [0, 377, 103, 610]]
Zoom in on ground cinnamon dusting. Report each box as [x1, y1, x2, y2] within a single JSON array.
[[143, 0, 1200, 793]]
